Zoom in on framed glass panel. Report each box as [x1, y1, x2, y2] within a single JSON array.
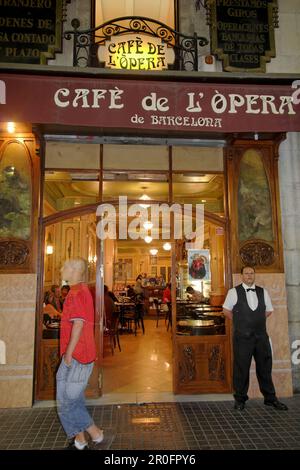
[[103, 144, 169, 171], [45, 142, 100, 169], [43, 171, 100, 215], [43, 213, 97, 294], [103, 171, 169, 203], [172, 146, 223, 172], [172, 173, 224, 216], [0, 141, 32, 239], [175, 219, 226, 335], [238, 149, 273, 242]]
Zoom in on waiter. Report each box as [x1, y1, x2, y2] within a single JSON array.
[[223, 265, 288, 411]]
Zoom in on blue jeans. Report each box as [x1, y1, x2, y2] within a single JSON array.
[[56, 357, 94, 439]]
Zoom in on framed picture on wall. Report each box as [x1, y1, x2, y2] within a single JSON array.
[[187, 249, 210, 281]]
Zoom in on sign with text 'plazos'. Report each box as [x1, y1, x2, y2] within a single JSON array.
[[0, 0, 69, 64], [1, 74, 300, 132]]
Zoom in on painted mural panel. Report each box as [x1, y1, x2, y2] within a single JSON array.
[[238, 149, 273, 242], [0, 142, 32, 240]]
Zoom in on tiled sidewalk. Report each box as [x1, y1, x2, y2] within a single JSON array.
[[0, 396, 299, 450]]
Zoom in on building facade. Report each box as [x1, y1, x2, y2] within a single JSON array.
[[0, 0, 300, 407]]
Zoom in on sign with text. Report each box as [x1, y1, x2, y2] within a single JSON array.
[[207, 0, 278, 72], [0, 0, 69, 64], [98, 34, 175, 71], [0, 74, 300, 132]]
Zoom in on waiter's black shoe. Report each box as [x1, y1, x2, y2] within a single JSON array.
[[234, 401, 245, 410], [264, 399, 288, 410]]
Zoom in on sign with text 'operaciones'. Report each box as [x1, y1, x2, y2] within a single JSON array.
[[0, 0, 69, 64], [207, 0, 278, 72]]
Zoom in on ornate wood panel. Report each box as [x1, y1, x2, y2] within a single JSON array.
[[225, 138, 285, 273], [174, 335, 231, 394], [37, 339, 60, 400], [36, 338, 101, 400]]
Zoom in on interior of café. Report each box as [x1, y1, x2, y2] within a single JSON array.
[[37, 141, 229, 401]]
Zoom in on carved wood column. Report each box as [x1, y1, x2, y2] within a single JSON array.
[[226, 138, 285, 273]]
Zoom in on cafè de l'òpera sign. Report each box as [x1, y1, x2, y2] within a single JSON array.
[[98, 34, 175, 71]]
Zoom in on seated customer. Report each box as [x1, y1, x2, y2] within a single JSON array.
[[60, 285, 70, 306], [186, 286, 203, 303], [47, 284, 63, 312], [162, 283, 171, 304], [126, 285, 135, 298], [134, 276, 144, 295], [43, 301, 62, 319]]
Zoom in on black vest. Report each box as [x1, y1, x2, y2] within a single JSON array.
[[232, 284, 267, 337]]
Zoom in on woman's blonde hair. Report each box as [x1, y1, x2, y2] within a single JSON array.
[[62, 257, 88, 282]]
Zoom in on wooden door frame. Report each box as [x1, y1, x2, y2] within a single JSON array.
[[35, 204, 103, 400]]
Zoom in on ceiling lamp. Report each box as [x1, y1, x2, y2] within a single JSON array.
[[139, 193, 151, 209], [143, 221, 153, 230], [149, 248, 158, 256], [144, 235, 152, 243], [163, 242, 171, 251]]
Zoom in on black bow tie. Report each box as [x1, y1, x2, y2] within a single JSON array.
[[246, 288, 255, 292]]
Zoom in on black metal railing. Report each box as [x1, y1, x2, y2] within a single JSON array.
[[64, 16, 209, 71]]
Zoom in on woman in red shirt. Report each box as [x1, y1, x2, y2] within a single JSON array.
[[162, 283, 171, 304]]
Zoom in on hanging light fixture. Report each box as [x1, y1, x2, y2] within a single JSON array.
[[139, 186, 151, 208], [163, 242, 171, 251], [144, 235, 153, 243], [143, 221, 153, 230], [149, 248, 158, 256], [7, 122, 15, 133], [139, 193, 151, 209]]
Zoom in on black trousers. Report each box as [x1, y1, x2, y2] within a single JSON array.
[[233, 333, 276, 403]]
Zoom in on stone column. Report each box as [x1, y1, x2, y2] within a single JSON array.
[[279, 132, 300, 392]]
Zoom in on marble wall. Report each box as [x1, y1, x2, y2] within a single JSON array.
[[46, 0, 300, 73], [232, 273, 293, 398], [278, 132, 300, 392], [267, 0, 300, 73], [178, 0, 300, 74], [0, 274, 37, 408], [48, 0, 91, 67]]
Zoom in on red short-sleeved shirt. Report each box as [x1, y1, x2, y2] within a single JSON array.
[[60, 283, 96, 363], [162, 287, 171, 303]]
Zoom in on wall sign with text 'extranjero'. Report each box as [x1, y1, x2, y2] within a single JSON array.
[[206, 0, 278, 72], [0, 0, 70, 64]]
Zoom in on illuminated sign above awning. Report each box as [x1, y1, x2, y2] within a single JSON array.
[[98, 34, 175, 71]]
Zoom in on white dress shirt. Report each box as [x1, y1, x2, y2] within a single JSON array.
[[223, 283, 273, 312]]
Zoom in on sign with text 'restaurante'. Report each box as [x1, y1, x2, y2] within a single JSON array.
[[207, 0, 278, 72], [1, 74, 300, 132]]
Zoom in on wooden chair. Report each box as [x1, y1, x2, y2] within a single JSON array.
[[105, 313, 121, 355]]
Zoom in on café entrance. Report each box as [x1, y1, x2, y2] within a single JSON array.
[[36, 140, 231, 400]]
